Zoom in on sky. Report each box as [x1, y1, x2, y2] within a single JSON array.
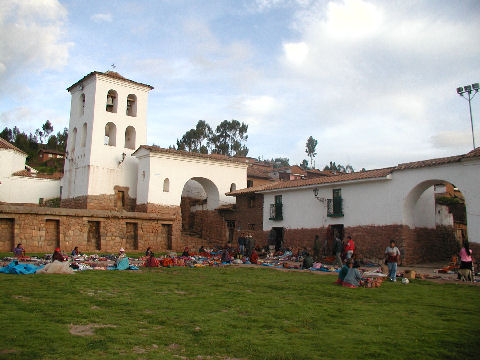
[[1, 0, 479, 170]]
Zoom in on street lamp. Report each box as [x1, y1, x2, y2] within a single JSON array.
[[457, 82, 479, 149]]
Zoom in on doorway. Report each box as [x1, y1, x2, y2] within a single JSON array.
[[272, 227, 284, 250]]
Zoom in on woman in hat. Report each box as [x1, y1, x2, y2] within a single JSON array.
[[115, 248, 130, 269], [52, 247, 64, 262]]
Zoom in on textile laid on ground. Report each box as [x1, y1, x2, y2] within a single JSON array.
[[0, 261, 44, 275], [36, 260, 75, 274]]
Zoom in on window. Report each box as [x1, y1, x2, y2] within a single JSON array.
[[81, 122, 87, 147], [248, 196, 255, 208], [269, 195, 283, 221], [70, 127, 77, 151], [126, 94, 137, 117], [80, 93, 85, 116], [230, 183, 236, 192], [163, 178, 170, 192], [247, 180, 253, 188], [104, 122, 117, 146], [124, 126, 136, 150], [327, 189, 344, 217], [106, 90, 118, 113], [248, 224, 255, 230]]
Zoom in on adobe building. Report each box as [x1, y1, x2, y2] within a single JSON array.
[[0, 71, 247, 254]]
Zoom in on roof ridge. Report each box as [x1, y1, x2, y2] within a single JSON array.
[[0, 137, 27, 156]]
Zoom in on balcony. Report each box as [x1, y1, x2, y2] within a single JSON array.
[[269, 203, 283, 221], [327, 198, 344, 217]]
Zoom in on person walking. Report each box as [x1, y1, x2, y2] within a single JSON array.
[[459, 240, 473, 275], [385, 240, 400, 282], [333, 236, 343, 267]]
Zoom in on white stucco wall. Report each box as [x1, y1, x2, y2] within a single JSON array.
[[182, 179, 207, 199], [0, 149, 27, 178], [435, 204, 454, 226], [0, 176, 60, 204], [261, 158, 480, 244], [135, 149, 247, 209], [62, 73, 150, 199]]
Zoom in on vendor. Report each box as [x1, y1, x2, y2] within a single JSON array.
[[221, 249, 232, 263], [71, 246, 80, 256], [13, 243, 25, 257], [342, 260, 363, 288], [302, 252, 314, 269], [52, 248, 64, 262], [250, 249, 259, 264], [145, 247, 152, 257], [335, 259, 350, 285], [182, 247, 190, 257], [144, 252, 159, 267], [115, 248, 130, 269]]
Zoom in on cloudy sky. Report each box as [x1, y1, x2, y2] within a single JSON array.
[[1, 0, 479, 170]]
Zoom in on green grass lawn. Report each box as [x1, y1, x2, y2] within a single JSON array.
[[1, 266, 479, 360]]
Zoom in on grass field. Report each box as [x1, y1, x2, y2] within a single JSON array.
[[1, 266, 479, 360]]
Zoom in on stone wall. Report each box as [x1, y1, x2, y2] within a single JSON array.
[[0, 204, 179, 253], [191, 210, 228, 248], [61, 187, 136, 211]]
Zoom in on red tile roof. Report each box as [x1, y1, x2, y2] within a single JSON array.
[[133, 146, 248, 164], [247, 164, 274, 179], [228, 147, 480, 196], [12, 170, 62, 180], [228, 167, 395, 195], [67, 71, 154, 91], [0, 137, 27, 155]]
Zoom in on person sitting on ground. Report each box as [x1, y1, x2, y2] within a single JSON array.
[[199, 246, 207, 254], [52, 248, 64, 262], [342, 260, 363, 288], [71, 246, 81, 256], [145, 247, 152, 257], [302, 252, 314, 269], [221, 249, 232, 263], [144, 252, 159, 267], [385, 240, 401, 282], [13, 243, 25, 257], [250, 249, 259, 264], [115, 248, 130, 270], [182, 247, 190, 257], [335, 259, 351, 285]]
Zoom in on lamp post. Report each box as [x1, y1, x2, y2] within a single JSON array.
[[457, 82, 479, 149]]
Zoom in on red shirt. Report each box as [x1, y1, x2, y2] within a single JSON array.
[[345, 240, 355, 252]]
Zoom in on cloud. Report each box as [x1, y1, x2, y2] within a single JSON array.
[[431, 131, 473, 149], [283, 42, 309, 66], [0, 107, 32, 126], [0, 0, 72, 94], [90, 13, 113, 23]]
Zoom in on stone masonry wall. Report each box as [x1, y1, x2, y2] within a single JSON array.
[[0, 204, 179, 253]]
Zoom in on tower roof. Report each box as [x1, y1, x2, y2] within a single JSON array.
[[67, 71, 154, 92]]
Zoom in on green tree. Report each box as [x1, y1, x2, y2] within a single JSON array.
[[42, 120, 54, 143], [305, 136, 318, 168], [300, 159, 309, 169], [210, 119, 248, 156], [176, 120, 214, 153], [323, 161, 355, 173], [272, 157, 290, 168]]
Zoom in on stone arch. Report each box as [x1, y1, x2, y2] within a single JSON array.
[[182, 177, 219, 211], [106, 89, 118, 113], [81, 122, 87, 147], [124, 126, 136, 150], [163, 178, 170, 192], [403, 179, 468, 243], [104, 122, 116, 146]]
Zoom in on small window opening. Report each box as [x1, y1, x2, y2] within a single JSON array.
[[106, 90, 118, 113], [104, 122, 117, 146], [248, 196, 255, 208], [81, 122, 87, 147], [70, 127, 77, 152], [126, 94, 137, 117], [163, 178, 170, 192], [230, 183, 236, 192], [80, 93, 85, 116], [124, 126, 136, 150]]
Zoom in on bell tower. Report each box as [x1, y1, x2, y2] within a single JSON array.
[[61, 71, 153, 209]]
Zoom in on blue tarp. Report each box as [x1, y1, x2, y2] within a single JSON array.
[[0, 261, 44, 275]]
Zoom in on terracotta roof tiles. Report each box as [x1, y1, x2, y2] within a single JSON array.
[[67, 71, 154, 91], [0, 138, 27, 155]]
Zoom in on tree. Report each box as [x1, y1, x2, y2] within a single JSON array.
[[323, 161, 355, 173], [210, 119, 248, 156], [272, 157, 290, 168], [300, 159, 309, 170], [42, 120, 54, 143], [305, 136, 318, 168], [176, 120, 213, 153]]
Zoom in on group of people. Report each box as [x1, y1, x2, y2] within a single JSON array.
[[333, 236, 355, 267]]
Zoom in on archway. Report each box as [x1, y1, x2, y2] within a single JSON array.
[[180, 177, 220, 232], [403, 179, 467, 261]]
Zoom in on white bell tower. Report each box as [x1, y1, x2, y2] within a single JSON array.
[[62, 71, 153, 209]]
